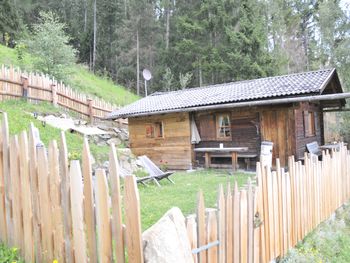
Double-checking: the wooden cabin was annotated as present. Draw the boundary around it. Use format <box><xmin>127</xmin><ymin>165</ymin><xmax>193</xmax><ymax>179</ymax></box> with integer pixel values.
<box><xmin>108</xmin><ymin>68</ymin><xmax>349</xmax><ymax>169</ymax></box>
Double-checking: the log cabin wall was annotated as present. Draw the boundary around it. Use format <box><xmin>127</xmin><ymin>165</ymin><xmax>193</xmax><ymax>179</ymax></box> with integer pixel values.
<box><xmin>194</xmin><ymin>105</ymin><xmax>297</xmax><ymax>167</ymax></box>
<box><xmin>128</xmin><ymin>112</ymin><xmax>192</xmax><ymax>169</ymax></box>
<box><xmin>294</xmin><ymin>102</ymin><xmax>323</xmax><ymax>159</ymax></box>
<box><xmin>194</xmin><ymin>108</ymin><xmax>261</xmax><ymax>167</ymax></box>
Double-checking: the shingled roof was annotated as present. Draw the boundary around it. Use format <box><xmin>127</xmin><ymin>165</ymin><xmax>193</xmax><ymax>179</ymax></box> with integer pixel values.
<box><xmin>108</xmin><ymin>68</ymin><xmax>341</xmax><ymax>119</ymax></box>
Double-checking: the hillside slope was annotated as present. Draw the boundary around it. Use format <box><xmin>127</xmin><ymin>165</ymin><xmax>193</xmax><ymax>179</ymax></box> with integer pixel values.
<box><xmin>0</xmin><ymin>44</ymin><xmax>138</xmax><ymax>106</ymax></box>
<box><xmin>0</xmin><ymin>100</ymin><xmax>109</xmax><ymax>162</ymax></box>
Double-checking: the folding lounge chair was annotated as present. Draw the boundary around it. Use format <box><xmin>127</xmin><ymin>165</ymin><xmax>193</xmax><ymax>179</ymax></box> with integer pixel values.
<box><xmin>137</xmin><ymin>155</ymin><xmax>175</xmax><ymax>187</ymax></box>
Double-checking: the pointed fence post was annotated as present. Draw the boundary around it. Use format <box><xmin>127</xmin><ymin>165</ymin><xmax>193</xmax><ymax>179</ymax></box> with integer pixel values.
<box><xmin>70</xmin><ymin>160</ymin><xmax>88</xmax><ymax>263</ymax></box>
<box><xmin>217</xmin><ymin>185</ymin><xmax>225</xmax><ymax>263</ymax></box>
<box><xmin>21</xmin><ymin>75</ymin><xmax>29</xmax><ymax>100</ymax></box>
<box><xmin>87</xmin><ymin>98</ymin><xmax>94</xmax><ymax>124</ymax></box>
<box><xmin>124</xmin><ymin>175</ymin><xmax>143</xmax><ymax>262</ymax></box>
<box><xmin>82</xmin><ymin>138</ymin><xmax>98</xmax><ymax>263</ymax></box>
<box><xmin>95</xmin><ymin>169</ymin><xmax>113</xmax><ymax>263</ymax></box>
<box><xmin>109</xmin><ymin>144</ymin><xmax>125</xmax><ymax>263</ymax></box>
<box><xmin>0</xmin><ymin>116</ymin><xmax>7</xmax><ymax>243</ymax></box>
<box><xmin>2</xmin><ymin>113</ymin><xmax>12</xmax><ymax>245</ymax></box>
<box><xmin>51</xmin><ymin>83</ymin><xmax>57</xmax><ymax>107</ymax></box>
<box><xmin>197</xmin><ymin>190</ymin><xmax>207</xmax><ymax>263</ymax></box>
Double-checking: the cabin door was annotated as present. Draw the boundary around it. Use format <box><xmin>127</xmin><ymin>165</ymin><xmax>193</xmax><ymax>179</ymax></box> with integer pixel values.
<box><xmin>260</xmin><ymin>109</ymin><xmax>293</xmax><ymax>167</ymax></box>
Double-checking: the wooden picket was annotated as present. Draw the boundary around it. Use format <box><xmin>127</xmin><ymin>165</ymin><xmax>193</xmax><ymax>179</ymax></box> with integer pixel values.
<box><xmin>0</xmin><ymin>114</ymin><xmax>142</xmax><ymax>263</ymax></box>
<box><xmin>0</xmin><ymin>65</ymin><xmax>119</xmax><ymax>121</ymax></box>
<box><xmin>19</xmin><ymin>131</ymin><xmax>34</xmax><ymax>263</ymax></box>
<box><xmin>82</xmin><ymin>139</ymin><xmax>98</xmax><ymax>263</ymax></box>
<box><xmin>186</xmin><ymin>145</ymin><xmax>350</xmax><ymax>263</ymax></box>
<box><xmin>95</xmin><ymin>169</ymin><xmax>113</xmax><ymax>263</ymax></box>
<box><xmin>109</xmin><ymin>144</ymin><xmax>125</xmax><ymax>263</ymax></box>
<box><xmin>70</xmin><ymin>161</ymin><xmax>88</xmax><ymax>263</ymax></box>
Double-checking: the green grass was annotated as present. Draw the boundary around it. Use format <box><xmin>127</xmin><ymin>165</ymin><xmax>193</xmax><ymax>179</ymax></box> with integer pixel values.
<box><xmin>0</xmin><ymin>44</ymin><xmax>139</xmax><ymax>106</ymax></box>
<box><xmin>0</xmin><ymin>243</ymin><xmax>23</xmax><ymax>263</ymax></box>
<box><xmin>139</xmin><ymin>169</ymin><xmax>253</xmax><ymax>230</ymax></box>
<box><xmin>281</xmin><ymin>203</ymin><xmax>350</xmax><ymax>263</ymax></box>
<box><xmin>0</xmin><ymin>99</ymin><xmax>110</xmax><ymax>163</ymax></box>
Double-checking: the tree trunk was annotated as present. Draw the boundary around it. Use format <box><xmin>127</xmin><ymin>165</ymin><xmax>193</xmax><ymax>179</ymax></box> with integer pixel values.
<box><xmin>92</xmin><ymin>0</ymin><xmax>97</xmax><ymax>72</ymax></box>
<box><xmin>165</xmin><ymin>1</ymin><xmax>170</xmax><ymax>50</ymax></box>
<box><xmin>124</xmin><ymin>0</ymin><xmax>128</xmax><ymax>19</ymax></box>
<box><xmin>199</xmin><ymin>60</ymin><xmax>203</xmax><ymax>87</ymax></box>
<box><xmin>84</xmin><ymin>0</ymin><xmax>87</xmax><ymax>32</ymax></box>
<box><xmin>136</xmin><ymin>29</ymin><xmax>140</xmax><ymax>96</ymax></box>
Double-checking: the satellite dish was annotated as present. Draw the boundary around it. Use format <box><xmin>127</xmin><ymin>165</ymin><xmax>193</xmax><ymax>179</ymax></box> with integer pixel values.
<box><xmin>143</xmin><ymin>69</ymin><xmax>152</xmax><ymax>81</ymax></box>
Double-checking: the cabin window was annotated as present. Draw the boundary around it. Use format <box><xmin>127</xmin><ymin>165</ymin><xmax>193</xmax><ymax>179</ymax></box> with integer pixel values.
<box><xmin>303</xmin><ymin>111</ymin><xmax>316</xmax><ymax>137</ymax></box>
<box><xmin>146</xmin><ymin>122</ymin><xmax>164</xmax><ymax>138</ymax></box>
<box><xmin>216</xmin><ymin>114</ymin><xmax>231</xmax><ymax>138</ymax></box>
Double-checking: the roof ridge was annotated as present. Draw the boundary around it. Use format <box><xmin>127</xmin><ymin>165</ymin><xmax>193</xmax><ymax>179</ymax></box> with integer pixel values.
<box><xmin>149</xmin><ymin>68</ymin><xmax>335</xmax><ymax>96</ymax></box>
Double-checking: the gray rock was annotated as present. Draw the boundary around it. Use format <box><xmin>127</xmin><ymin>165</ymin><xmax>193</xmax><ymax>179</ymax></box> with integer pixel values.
<box><xmin>142</xmin><ymin>207</ymin><xmax>194</xmax><ymax>263</ymax></box>
<box><xmin>107</xmin><ymin>137</ymin><xmax>122</xmax><ymax>146</ymax></box>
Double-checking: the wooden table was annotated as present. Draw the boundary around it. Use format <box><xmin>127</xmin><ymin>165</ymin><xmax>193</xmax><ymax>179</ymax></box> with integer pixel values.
<box><xmin>320</xmin><ymin>143</ymin><xmax>347</xmax><ymax>151</ymax></box>
<box><xmin>194</xmin><ymin>147</ymin><xmax>249</xmax><ymax>171</ymax></box>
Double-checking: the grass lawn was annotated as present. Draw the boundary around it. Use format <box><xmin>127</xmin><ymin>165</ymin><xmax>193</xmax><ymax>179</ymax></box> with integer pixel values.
<box><xmin>0</xmin><ymin>100</ymin><xmax>110</xmax><ymax>163</ymax></box>
<box><xmin>0</xmin><ymin>44</ymin><xmax>139</xmax><ymax>106</ymax></box>
<box><xmin>139</xmin><ymin>169</ymin><xmax>254</xmax><ymax>230</ymax></box>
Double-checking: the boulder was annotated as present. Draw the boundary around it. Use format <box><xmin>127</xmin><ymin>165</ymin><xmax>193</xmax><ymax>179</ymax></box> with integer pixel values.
<box><xmin>107</xmin><ymin>137</ymin><xmax>122</xmax><ymax>146</ymax></box>
<box><xmin>142</xmin><ymin>207</ymin><xmax>194</xmax><ymax>263</ymax></box>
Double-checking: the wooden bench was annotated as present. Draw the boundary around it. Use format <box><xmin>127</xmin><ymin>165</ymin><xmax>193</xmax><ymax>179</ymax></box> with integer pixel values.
<box><xmin>209</xmin><ymin>152</ymin><xmax>257</xmax><ymax>170</ymax></box>
<box><xmin>306</xmin><ymin>141</ymin><xmax>322</xmax><ymax>157</ymax></box>
<box><xmin>238</xmin><ymin>153</ymin><xmax>258</xmax><ymax>170</ymax></box>
<box><xmin>194</xmin><ymin>147</ymin><xmax>248</xmax><ymax>171</ymax></box>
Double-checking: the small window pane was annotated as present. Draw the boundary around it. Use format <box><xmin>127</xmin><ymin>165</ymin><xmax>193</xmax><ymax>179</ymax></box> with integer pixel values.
<box><xmin>217</xmin><ymin>114</ymin><xmax>231</xmax><ymax>138</ymax></box>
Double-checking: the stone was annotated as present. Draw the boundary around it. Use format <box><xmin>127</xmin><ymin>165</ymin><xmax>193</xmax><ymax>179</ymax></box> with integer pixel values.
<box><xmin>142</xmin><ymin>207</ymin><xmax>194</xmax><ymax>263</ymax></box>
<box><xmin>107</xmin><ymin>137</ymin><xmax>122</xmax><ymax>146</ymax></box>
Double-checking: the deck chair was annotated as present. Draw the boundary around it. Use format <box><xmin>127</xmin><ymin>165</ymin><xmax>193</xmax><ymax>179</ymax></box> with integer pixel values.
<box><xmin>137</xmin><ymin>155</ymin><xmax>175</xmax><ymax>187</ymax></box>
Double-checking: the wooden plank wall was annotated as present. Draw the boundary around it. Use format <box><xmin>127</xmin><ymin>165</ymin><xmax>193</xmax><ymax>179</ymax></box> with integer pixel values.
<box><xmin>128</xmin><ymin>112</ymin><xmax>192</xmax><ymax>169</ymax></box>
<box><xmin>194</xmin><ymin>106</ymin><xmax>295</xmax><ymax>167</ymax></box>
<box><xmin>0</xmin><ymin>65</ymin><xmax>118</xmax><ymax>120</ymax></box>
<box><xmin>260</xmin><ymin>107</ymin><xmax>295</xmax><ymax>167</ymax></box>
<box><xmin>0</xmin><ymin>113</ymin><xmax>142</xmax><ymax>262</ymax></box>
<box><xmin>187</xmin><ymin>146</ymin><xmax>350</xmax><ymax>263</ymax></box>
<box><xmin>195</xmin><ymin>110</ymin><xmax>260</xmax><ymax>153</ymax></box>
<box><xmin>294</xmin><ymin>102</ymin><xmax>323</xmax><ymax>159</ymax></box>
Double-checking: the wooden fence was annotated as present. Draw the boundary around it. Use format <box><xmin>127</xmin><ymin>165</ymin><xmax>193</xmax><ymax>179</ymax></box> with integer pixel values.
<box><xmin>0</xmin><ymin>65</ymin><xmax>118</xmax><ymax>120</ymax></box>
<box><xmin>186</xmin><ymin>146</ymin><xmax>350</xmax><ymax>263</ymax></box>
<box><xmin>0</xmin><ymin>113</ymin><xmax>142</xmax><ymax>263</ymax></box>
<box><xmin>1</xmin><ymin>110</ymin><xmax>350</xmax><ymax>262</ymax></box>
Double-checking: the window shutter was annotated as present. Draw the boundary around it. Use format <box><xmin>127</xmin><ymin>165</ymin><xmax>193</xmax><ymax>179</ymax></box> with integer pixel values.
<box><xmin>199</xmin><ymin>114</ymin><xmax>216</xmax><ymax>140</ymax></box>
<box><xmin>303</xmin><ymin>111</ymin><xmax>309</xmax><ymax>137</ymax></box>
<box><xmin>314</xmin><ymin>112</ymin><xmax>318</xmax><ymax>133</ymax></box>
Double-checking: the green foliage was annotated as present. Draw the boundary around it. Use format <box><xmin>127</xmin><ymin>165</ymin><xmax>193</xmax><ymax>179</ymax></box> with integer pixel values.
<box><xmin>23</xmin><ymin>11</ymin><xmax>77</xmax><ymax>82</ymax></box>
<box><xmin>0</xmin><ymin>0</ymin><xmax>21</xmax><ymax>46</ymax></box>
<box><xmin>162</xmin><ymin>67</ymin><xmax>173</xmax><ymax>91</ymax></box>
<box><xmin>179</xmin><ymin>72</ymin><xmax>192</xmax><ymax>90</ymax></box>
<box><xmin>0</xmin><ymin>243</ymin><xmax>23</xmax><ymax>263</ymax></box>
